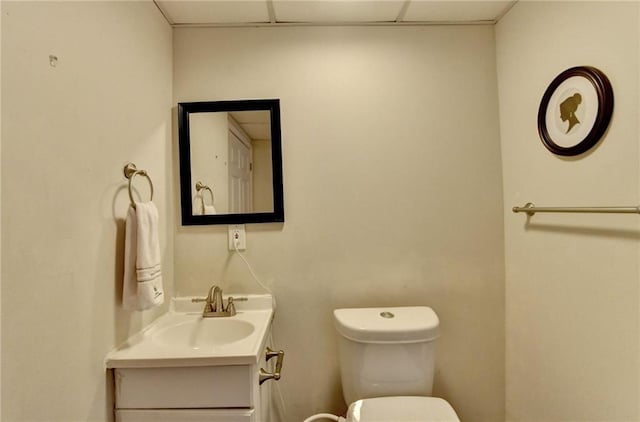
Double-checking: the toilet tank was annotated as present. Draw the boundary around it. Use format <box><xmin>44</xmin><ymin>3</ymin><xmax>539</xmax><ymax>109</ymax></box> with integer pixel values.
<box><xmin>334</xmin><ymin>307</ymin><xmax>440</xmax><ymax>405</ymax></box>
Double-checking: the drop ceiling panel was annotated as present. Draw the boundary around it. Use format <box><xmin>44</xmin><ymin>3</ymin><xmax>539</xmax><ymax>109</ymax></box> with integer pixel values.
<box><xmin>273</xmin><ymin>0</ymin><xmax>406</xmax><ymax>23</ymax></box>
<box><xmin>157</xmin><ymin>1</ymin><xmax>270</xmax><ymax>24</ymax></box>
<box><xmin>156</xmin><ymin>0</ymin><xmax>516</xmax><ymax>26</ymax></box>
<box><xmin>403</xmin><ymin>0</ymin><xmax>514</xmax><ymax>22</ymax></box>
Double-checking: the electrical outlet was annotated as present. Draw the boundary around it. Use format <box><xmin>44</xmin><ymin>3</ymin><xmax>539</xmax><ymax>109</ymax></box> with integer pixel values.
<box><xmin>228</xmin><ymin>224</ymin><xmax>246</xmax><ymax>250</ymax></box>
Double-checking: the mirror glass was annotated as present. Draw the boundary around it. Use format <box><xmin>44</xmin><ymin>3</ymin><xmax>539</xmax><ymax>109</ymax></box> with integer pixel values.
<box><xmin>178</xmin><ymin>99</ymin><xmax>284</xmax><ymax>225</ymax></box>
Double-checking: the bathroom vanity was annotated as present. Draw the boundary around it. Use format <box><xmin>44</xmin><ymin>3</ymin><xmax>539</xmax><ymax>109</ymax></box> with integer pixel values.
<box><xmin>106</xmin><ymin>295</ymin><xmax>280</xmax><ymax>422</ymax></box>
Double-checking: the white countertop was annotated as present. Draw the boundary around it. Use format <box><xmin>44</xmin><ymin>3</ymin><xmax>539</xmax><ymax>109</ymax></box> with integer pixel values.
<box><xmin>106</xmin><ymin>295</ymin><xmax>274</xmax><ymax>368</ymax></box>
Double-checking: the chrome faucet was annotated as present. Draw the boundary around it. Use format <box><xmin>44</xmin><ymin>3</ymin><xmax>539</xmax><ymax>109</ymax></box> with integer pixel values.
<box><xmin>192</xmin><ymin>285</ymin><xmax>237</xmax><ymax>317</ymax></box>
<box><xmin>206</xmin><ymin>285</ymin><xmax>224</xmax><ymax>314</ymax></box>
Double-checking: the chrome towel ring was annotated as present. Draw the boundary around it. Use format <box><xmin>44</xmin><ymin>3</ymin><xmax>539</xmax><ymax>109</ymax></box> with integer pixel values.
<box><xmin>195</xmin><ymin>181</ymin><xmax>214</xmax><ymax>213</ymax></box>
<box><xmin>123</xmin><ymin>163</ymin><xmax>154</xmax><ymax>208</ymax></box>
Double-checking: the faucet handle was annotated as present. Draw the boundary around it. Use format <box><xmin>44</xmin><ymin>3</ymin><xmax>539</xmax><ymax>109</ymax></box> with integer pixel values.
<box><xmin>191</xmin><ymin>297</ymin><xmax>207</xmax><ymax>303</ymax></box>
<box><xmin>225</xmin><ymin>297</ymin><xmax>236</xmax><ymax>316</ymax></box>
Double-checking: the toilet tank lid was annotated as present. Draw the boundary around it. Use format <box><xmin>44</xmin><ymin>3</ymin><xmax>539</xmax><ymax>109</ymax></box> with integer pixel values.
<box><xmin>334</xmin><ymin>306</ymin><xmax>439</xmax><ymax>343</ymax></box>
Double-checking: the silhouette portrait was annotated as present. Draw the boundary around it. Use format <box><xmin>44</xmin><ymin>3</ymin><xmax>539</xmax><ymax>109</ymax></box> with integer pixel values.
<box><xmin>559</xmin><ymin>93</ymin><xmax>582</xmax><ymax>134</ymax></box>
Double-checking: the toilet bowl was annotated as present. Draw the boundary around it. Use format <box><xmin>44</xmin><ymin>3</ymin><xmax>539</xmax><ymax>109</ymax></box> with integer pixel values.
<box><xmin>335</xmin><ymin>306</ymin><xmax>459</xmax><ymax>422</ymax></box>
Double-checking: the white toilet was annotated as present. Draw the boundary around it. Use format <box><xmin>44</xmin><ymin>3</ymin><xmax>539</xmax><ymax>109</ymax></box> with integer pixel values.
<box><xmin>334</xmin><ymin>306</ymin><xmax>460</xmax><ymax>422</ymax></box>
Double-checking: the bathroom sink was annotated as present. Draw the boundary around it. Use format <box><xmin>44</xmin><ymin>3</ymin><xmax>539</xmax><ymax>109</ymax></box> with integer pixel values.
<box><xmin>152</xmin><ymin>317</ymin><xmax>255</xmax><ymax>349</ymax></box>
<box><xmin>105</xmin><ymin>294</ymin><xmax>274</xmax><ymax>368</ymax></box>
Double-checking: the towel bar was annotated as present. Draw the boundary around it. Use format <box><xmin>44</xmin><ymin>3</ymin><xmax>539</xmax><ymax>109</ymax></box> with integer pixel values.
<box><xmin>512</xmin><ymin>202</ymin><xmax>640</xmax><ymax>216</ymax></box>
<box><xmin>124</xmin><ymin>163</ymin><xmax>154</xmax><ymax>208</ymax></box>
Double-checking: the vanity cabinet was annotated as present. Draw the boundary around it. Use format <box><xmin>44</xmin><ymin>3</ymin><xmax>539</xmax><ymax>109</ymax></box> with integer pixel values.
<box><xmin>114</xmin><ymin>353</ymin><xmax>274</xmax><ymax>422</ymax></box>
<box><xmin>116</xmin><ymin>409</ymin><xmax>254</xmax><ymax>422</ymax></box>
<box><xmin>106</xmin><ymin>295</ymin><xmax>279</xmax><ymax>422</ymax></box>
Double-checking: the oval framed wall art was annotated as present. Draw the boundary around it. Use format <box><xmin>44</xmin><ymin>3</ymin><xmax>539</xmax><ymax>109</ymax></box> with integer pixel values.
<box><xmin>537</xmin><ymin>66</ymin><xmax>614</xmax><ymax>156</ymax></box>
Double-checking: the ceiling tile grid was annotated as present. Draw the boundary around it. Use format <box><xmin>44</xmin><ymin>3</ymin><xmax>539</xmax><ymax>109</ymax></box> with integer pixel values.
<box><xmin>156</xmin><ymin>0</ymin><xmax>517</xmax><ymax>26</ymax></box>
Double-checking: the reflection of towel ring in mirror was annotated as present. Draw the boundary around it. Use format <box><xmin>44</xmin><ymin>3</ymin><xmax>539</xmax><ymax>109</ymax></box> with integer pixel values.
<box><xmin>195</xmin><ymin>181</ymin><xmax>215</xmax><ymax>213</ymax></box>
<box><xmin>124</xmin><ymin>163</ymin><xmax>154</xmax><ymax>208</ymax></box>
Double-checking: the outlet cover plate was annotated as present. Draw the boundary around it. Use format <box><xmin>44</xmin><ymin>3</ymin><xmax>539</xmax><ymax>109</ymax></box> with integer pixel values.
<box><xmin>228</xmin><ymin>225</ymin><xmax>246</xmax><ymax>250</ymax></box>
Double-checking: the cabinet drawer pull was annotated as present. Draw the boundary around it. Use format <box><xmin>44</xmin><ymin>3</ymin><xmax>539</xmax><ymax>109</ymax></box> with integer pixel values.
<box><xmin>259</xmin><ymin>347</ymin><xmax>284</xmax><ymax>385</ymax></box>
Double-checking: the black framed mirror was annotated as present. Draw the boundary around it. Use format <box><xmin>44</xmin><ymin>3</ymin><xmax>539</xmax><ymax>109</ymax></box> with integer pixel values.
<box><xmin>178</xmin><ymin>99</ymin><xmax>284</xmax><ymax>225</ymax></box>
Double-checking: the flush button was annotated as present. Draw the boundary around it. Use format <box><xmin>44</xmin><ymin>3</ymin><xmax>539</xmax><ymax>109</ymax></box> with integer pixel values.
<box><xmin>380</xmin><ymin>311</ymin><xmax>394</xmax><ymax>319</ymax></box>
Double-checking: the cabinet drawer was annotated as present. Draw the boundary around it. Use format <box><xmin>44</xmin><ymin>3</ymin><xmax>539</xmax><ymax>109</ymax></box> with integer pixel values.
<box><xmin>115</xmin><ymin>366</ymin><xmax>252</xmax><ymax>409</ymax></box>
<box><xmin>116</xmin><ymin>409</ymin><xmax>254</xmax><ymax>422</ymax></box>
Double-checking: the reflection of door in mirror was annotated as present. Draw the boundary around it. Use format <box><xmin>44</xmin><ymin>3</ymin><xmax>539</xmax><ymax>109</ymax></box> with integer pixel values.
<box><xmin>227</xmin><ymin>111</ymin><xmax>273</xmax><ymax>213</ymax></box>
<box><xmin>228</xmin><ymin>123</ymin><xmax>253</xmax><ymax>213</ymax></box>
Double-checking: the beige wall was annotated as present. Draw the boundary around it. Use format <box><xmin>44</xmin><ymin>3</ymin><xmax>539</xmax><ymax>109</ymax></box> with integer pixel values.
<box><xmin>0</xmin><ymin>1</ymin><xmax>3</xmax><ymax>417</ymax></box>
<box><xmin>1</xmin><ymin>2</ymin><xmax>173</xmax><ymax>421</ymax></box>
<box><xmin>174</xmin><ymin>26</ymin><xmax>505</xmax><ymax>421</ymax></box>
<box><xmin>189</xmin><ymin>112</ymin><xmax>229</xmax><ymax>214</ymax></box>
<box><xmin>496</xmin><ymin>2</ymin><xmax>640</xmax><ymax>421</ymax></box>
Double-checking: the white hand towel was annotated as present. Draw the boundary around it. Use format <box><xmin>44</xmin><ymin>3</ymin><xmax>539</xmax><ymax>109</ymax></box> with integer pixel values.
<box><xmin>193</xmin><ymin>197</ymin><xmax>203</xmax><ymax>215</ymax></box>
<box><xmin>122</xmin><ymin>206</ymin><xmax>138</xmax><ymax>310</ymax></box>
<box><xmin>122</xmin><ymin>202</ymin><xmax>164</xmax><ymax>311</ymax></box>
<box><xmin>194</xmin><ymin>196</ymin><xmax>217</xmax><ymax>215</ymax></box>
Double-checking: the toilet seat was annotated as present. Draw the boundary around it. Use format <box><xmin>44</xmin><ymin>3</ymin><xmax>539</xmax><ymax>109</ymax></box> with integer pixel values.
<box><xmin>345</xmin><ymin>396</ymin><xmax>460</xmax><ymax>422</ymax></box>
